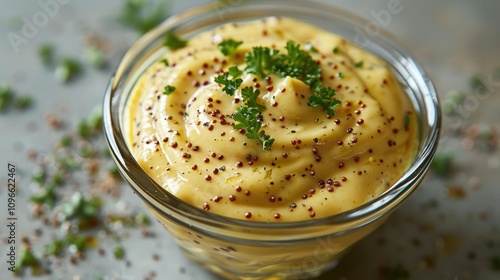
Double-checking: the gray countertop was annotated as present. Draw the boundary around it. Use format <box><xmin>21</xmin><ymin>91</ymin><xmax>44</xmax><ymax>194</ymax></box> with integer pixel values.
<box><xmin>1</xmin><ymin>0</ymin><xmax>499</xmax><ymax>279</ymax></box>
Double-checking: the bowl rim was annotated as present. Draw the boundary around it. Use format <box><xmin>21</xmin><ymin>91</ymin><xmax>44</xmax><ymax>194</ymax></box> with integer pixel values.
<box><xmin>103</xmin><ymin>0</ymin><xmax>441</xmax><ymax>231</ymax></box>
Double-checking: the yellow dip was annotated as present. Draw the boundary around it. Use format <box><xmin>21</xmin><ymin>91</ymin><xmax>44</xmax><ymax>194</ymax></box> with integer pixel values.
<box><xmin>125</xmin><ymin>17</ymin><xmax>417</xmax><ymax>222</ymax></box>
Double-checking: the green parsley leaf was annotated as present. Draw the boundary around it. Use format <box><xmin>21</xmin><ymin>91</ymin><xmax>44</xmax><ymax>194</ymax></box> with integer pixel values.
<box><xmin>0</xmin><ymin>83</ymin><xmax>13</xmax><ymax>112</ymax></box>
<box><xmin>333</xmin><ymin>46</ymin><xmax>340</xmax><ymax>54</ymax></box>
<box><xmin>118</xmin><ymin>0</ymin><xmax>168</xmax><ymax>35</ymax></box>
<box><xmin>55</xmin><ymin>58</ymin><xmax>81</xmax><ymax>83</ymax></box>
<box><xmin>163</xmin><ymin>31</ymin><xmax>187</xmax><ymax>50</ymax></box>
<box><xmin>354</xmin><ymin>61</ymin><xmax>364</xmax><ymax>68</ymax></box>
<box><xmin>16</xmin><ymin>247</ymin><xmax>41</xmax><ymax>274</ymax></box>
<box><xmin>217</xmin><ymin>38</ymin><xmax>243</xmax><ymax>56</ymax></box>
<box><xmin>44</xmin><ymin>239</ymin><xmax>64</xmax><ymax>256</ymax></box>
<box><xmin>273</xmin><ymin>41</ymin><xmax>322</xmax><ymax>87</ymax></box>
<box><xmin>308</xmin><ymin>87</ymin><xmax>342</xmax><ymax>116</ymax></box>
<box><xmin>60</xmin><ymin>192</ymin><xmax>102</xmax><ymax>221</ymax></box>
<box><xmin>163</xmin><ymin>85</ymin><xmax>176</xmax><ymax>95</ymax></box>
<box><xmin>85</xmin><ymin>47</ymin><xmax>107</xmax><ymax>69</ymax></box>
<box><xmin>114</xmin><ymin>245</ymin><xmax>125</xmax><ymax>260</ymax></box>
<box><xmin>214</xmin><ymin>73</ymin><xmax>243</xmax><ymax>96</ymax></box>
<box><xmin>160</xmin><ymin>58</ymin><xmax>169</xmax><ymax>66</ymax></box>
<box><xmin>430</xmin><ymin>152</ymin><xmax>453</xmax><ymax>176</ymax></box>
<box><xmin>13</xmin><ymin>95</ymin><xmax>33</xmax><ymax>110</ymax></box>
<box><xmin>228</xmin><ymin>66</ymin><xmax>243</xmax><ymax>78</ymax></box>
<box><xmin>38</xmin><ymin>44</ymin><xmax>55</xmax><ymax>67</ymax></box>
<box><xmin>244</xmin><ymin>46</ymin><xmax>279</xmax><ymax>78</ymax></box>
<box><xmin>232</xmin><ymin>86</ymin><xmax>274</xmax><ymax>150</ymax></box>
<box><xmin>30</xmin><ymin>186</ymin><xmax>57</xmax><ymax>208</ymax></box>
<box><xmin>77</xmin><ymin>110</ymin><xmax>103</xmax><ymax>139</ymax></box>
<box><xmin>240</xmin><ymin>87</ymin><xmax>265</xmax><ymax>112</ymax></box>
<box><xmin>338</xmin><ymin>72</ymin><xmax>344</xmax><ymax>79</ymax></box>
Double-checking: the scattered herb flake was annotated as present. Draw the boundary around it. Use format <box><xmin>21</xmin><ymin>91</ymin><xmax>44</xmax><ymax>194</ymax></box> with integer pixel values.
<box><xmin>38</xmin><ymin>44</ymin><xmax>55</xmax><ymax>67</ymax></box>
<box><xmin>60</xmin><ymin>192</ymin><xmax>102</xmax><ymax>222</ymax></box>
<box><xmin>333</xmin><ymin>46</ymin><xmax>340</xmax><ymax>54</ymax></box>
<box><xmin>163</xmin><ymin>85</ymin><xmax>176</xmax><ymax>95</ymax></box>
<box><xmin>0</xmin><ymin>83</ymin><xmax>13</xmax><ymax>112</ymax></box>
<box><xmin>55</xmin><ymin>58</ymin><xmax>81</xmax><ymax>83</ymax></box>
<box><xmin>217</xmin><ymin>38</ymin><xmax>243</xmax><ymax>56</ymax></box>
<box><xmin>13</xmin><ymin>95</ymin><xmax>33</xmax><ymax>110</ymax></box>
<box><xmin>355</xmin><ymin>61</ymin><xmax>364</xmax><ymax>68</ymax></box>
<box><xmin>160</xmin><ymin>58</ymin><xmax>169</xmax><ymax>66</ymax></box>
<box><xmin>118</xmin><ymin>0</ymin><xmax>168</xmax><ymax>35</ymax></box>
<box><xmin>85</xmin><ymin>47</ymin><xmax>107</xmax><ymax>69</ymax></box>
<box><xmin>114</xmin><ymin>245</ymin><xmax>125</xmax><ymax>260</ymax></box>
<box><xmin>30</xmin><ymin>186</ymin><xmax>57</xmax><ymax>208</ymax></box>
<box><xmin>430</xmin><ymin>152</ymin><xmax>454</xmax><ymax>176</ymax></box>
<box><xmin>163</xmin><ymin>31</ymin><xmax>187</xmax><ymax>50</ymax></box>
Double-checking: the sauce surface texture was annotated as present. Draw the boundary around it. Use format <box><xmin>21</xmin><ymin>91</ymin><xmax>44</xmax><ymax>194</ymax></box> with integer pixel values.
<box><xmin>125</xmin><ymin>17</ymin><xmax>417</xmax><ymax>222</ymax></box>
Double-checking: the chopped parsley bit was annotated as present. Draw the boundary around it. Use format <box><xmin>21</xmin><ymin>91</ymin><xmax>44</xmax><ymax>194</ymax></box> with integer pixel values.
<box><xmin>13</xmin><ymin>95</ymin><xmax>33</xmax><ymax>110</ymax></box>
<box><xmin>233</xmin><ymin>87</ymin><xmax>274</xmax><ymax>150</ymax></box>
<box><xmin>16</xmin><ymin>247</ymin><xmax>42</xmax><ymax>275</ymax></box>
<box><xmin>228</xmin><ymin>66</ymin><xmax>243</xmax><ymax>78</ymax></box>
<box><xmin>338</xmin><ymin>72</ymin><xmax>344</xmax><ymax>79</ymax></box>
<box><xmin>217</xmin><ymin>38</ymin><xmax>243</xmax><ymax>56</ymax></box>
<box><xmin>108</xmin><ymin>166</ymin><xmax>122</xmax><ymax>179</ymax></box>
<box><xmin>118</xmin><ymin>0</ymin><xmax>168</xmax><ymax>35</ymax></box>
<box><xmin>114</xmin><ymin>244</ymin><xmax>125</xmax><ymax>260</ymax></box>
<box><xmin>354</xmin><ymin>61</ymin><xmax>364</xmax><ymax>68</ymax></box>
<box><xmin>214</xmin><ymin>73</ymin><xmax>243</xmax><ymax>96</ymax></box>
<box><xmin>163</xmin><ymin>31</ymin><xmax>187</xmax><ymax>50</ymax></box>
<box><xmin>470</xmin><ymin>75</ymin><xmax>485</xmax><ymax>91</ymax></box>
<box><xmin>30</xmin><ymin>186</ymin><xmax>57</xmax><ymax>208</ymax></box>
<box><xmin>59</xmin><ymin>192</ymin><xmax>102</xmax><ymax>222</ymax></box>
<box><xmin>106</xmin><ymin>212</ymin><xmax>150</xmax><ymax>227</ymax></box>
<box><xmin>65</xmin><ymin>234</ymin><xmax>87</xmax><ymax>252</ymax></box>
<box><xmin>85</xmin><ymin>47</ymin><xmax>107</xmax><ymax>69</ymax></box>
<box><xmin>38</xmin><ymin>43</ymin><xmax>55</xmax><ymax>67</ymax></box>
<box><xmin>32</xmin><ymin>168</ymin><xmax>46</xmax><ymax>185</ymax></box>
<box><xmin>163</xmin><ymin>85</ymin><xmax>176</xmax><ymax>95</ymax></box>
<box><xmin>78</xmin><ymin>110</ymin><xmax>103</xmax><ymax>139</ymax></box>
<box><xmin>55</xmin><ymin>58</ymin><xmax>81</xmax><ymax>83</ymax></box>
<box><xmin>333</xmin><ymin>46</ymin><xmax>340</xmax><ymax>54</ymax></box>
<box><xmin>58</xmin><ymin>156</ymin><xmax>81</xmax><ymax>170</ymax></box>
<box><xmin>404</xmin><ymin>115</ymin><xmax>411</xmax><ymax>128</ymax></box>
<box><xmin>0</xmin><ymin>83</ymin><xmax>13</xmax><ymax>112</ymax></box>
<box><xmin>442</xmin><ymin>90</ymin><xmax>465</xmax><ymax>115</ymax></box>
<box><xmin>160</xmin><ymin>58</ymin><xmax>169</xmax><ymax>66</ymax></box>
<box><xmin>44</xmin><ymin>239</ymin><xmax>64</xmax><ymax>256</ymax></box>
<box><xmin>60</xmin><ymin>135</ymin><xmax>72</xmax><ymax>147</ymax></box>
<box><xmin>305</xmin><ymin>42</ymin><xmax>319</xmax><ymax>53</ymax></box>
<box><xmin>430</xmin><ymin>152</ymin><xmax>453</xmax><ymax>176</ymax></box>
<box><xmin>308</xmin><ymin>87</ymin><xmax>342</xmax><ymax>116</ymax></box>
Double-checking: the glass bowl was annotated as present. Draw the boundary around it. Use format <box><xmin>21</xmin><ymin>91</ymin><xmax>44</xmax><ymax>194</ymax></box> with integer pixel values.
<box><xmin>103</xmin><ymin>0</ymin><xmax>441</xmax><ymax>279</ymax></box>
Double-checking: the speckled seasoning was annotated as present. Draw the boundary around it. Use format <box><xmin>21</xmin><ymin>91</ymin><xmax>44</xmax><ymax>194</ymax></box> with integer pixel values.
<box><xmin>125</xmin><ymin>17</ymin><xmax>418</xmax><ymax>222</ymax></box>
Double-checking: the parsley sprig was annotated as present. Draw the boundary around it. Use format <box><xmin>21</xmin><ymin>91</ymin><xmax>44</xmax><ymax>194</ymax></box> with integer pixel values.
<box><xmin>244</xmin><ymin>41</ymin><xmax>340</xmax><ymax>115</ymax></box>
<box><xmin>233</xmin><ymin>87</ymin><xmax>274</xmax><ymax>150</ymax></box>
<box><xmin>308</xmin><ymin>87</ymin><xmax>342</xmax><ymax>116</ymax></box>
<box><xmin>214</xmin><ymin>72</ymin><xmax>243</xmax><ymax>96</ymax></box>
<box><xmin>218</xmin><ymin>38</ymin><xmax>243</xmax><ymax>56</ymax></box>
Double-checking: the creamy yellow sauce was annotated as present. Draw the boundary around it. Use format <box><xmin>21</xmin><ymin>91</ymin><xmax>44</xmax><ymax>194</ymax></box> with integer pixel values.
<box><xmin>125</xmin><ymin>17</ymin><xmax>417</xmax><ymax>222</ymax></box>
